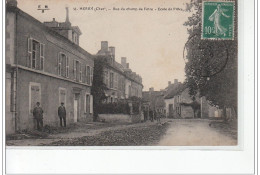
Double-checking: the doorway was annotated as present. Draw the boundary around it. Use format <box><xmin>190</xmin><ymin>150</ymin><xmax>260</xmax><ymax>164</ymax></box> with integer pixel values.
<box><xmin>74</xmin><ymin>93</ymin><xmax>80</xmax><ymax>123</ymax></box>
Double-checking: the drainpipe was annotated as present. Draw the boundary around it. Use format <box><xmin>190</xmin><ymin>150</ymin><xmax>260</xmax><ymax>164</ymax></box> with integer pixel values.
<box><xmin>14</xmin><ymin>11</ymin><xmax>18</xmax><ymax>132</ymax></box>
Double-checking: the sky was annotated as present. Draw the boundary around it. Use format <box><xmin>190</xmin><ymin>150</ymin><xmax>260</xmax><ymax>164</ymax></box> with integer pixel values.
<box><xmin>17</xmin><ymin>0</ymin><xmax>192</xmax><ymax>91</ymax></box>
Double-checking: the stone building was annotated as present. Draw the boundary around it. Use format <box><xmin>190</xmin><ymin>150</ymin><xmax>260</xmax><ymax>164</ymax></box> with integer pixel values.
<box><xmin>96</xmin><ymin>41</ymin><xmax>143</xmax><ymax>102</ymax></box>
<box><xmin>6</xmin><ymin>1</ymin><xmax>94</xmax><ymax>134</ymax></box>
<box><xmin>142</xmin><ymin>87</ymin><xmax>166</xmax><ymax>119</ymax></box>
<box><xmin>164</xmin><ymin>79</ymin><xmax>222</xmax><ymax>118</ymax></box>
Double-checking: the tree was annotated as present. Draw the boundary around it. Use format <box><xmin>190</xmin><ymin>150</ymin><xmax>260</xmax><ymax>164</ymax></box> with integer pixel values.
<box><xmin>91</xmin><ymin>56</ymin><xmax>108</xmax><ymax>121</ymax></box>
<box><xmin>183</xmin><ymin>0</ymin><xmax>238</xmax><ymax>119</ymax></box>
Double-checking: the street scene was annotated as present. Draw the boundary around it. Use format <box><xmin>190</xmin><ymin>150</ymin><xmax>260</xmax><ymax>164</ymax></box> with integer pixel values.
<box><xmin>5</xmin><ymin>0</ymin><xmax>237</xmax><ymax>146</ymax></box>
<box><xmin>6</xmin><ymin>119</ymin><xmax>237</xmax><ymax>146</ymax></box>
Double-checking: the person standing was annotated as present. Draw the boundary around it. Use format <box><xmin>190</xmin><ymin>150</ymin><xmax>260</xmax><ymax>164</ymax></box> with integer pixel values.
<box><xmin>33</xmin><ymin>102</ymin><xmax>44</xmax><ymax>131</ymax></box>
<box><xmin>58</xmin><ymin>102</ymin><xmax>66</xmax><ymax>127</ymax></box>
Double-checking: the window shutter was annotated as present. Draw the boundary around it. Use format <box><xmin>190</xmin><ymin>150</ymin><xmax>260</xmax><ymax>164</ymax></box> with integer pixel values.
<box><xmin>79</xmin><ymin>63</ymin><xmax>82</xmax><ymax>82</ymax></box>
<box><xmin>85</xmin><ymin>65</ymin><xmax>88</xmax><ymax>83</ymax></box>
<box><xmin>73</xmin><ymin>60</ymin><xmax>76</xmax><ymax>80</ymax></box>
<box><xmin>84</xmin><ymin>94</ymin><xmax>87</xmax><ymax>113</ymax></box>
<box><xmin>27</xmin><ymin>38</ymin><xmax>32</xmax><ymax>68</ymax></box>
<box><xmin>58</xmin><ymin>53</ymin><xmax>61</xmax><ymax>76</ymax></box>
<box><xmin>40</xmin><ymin>43</ymin><xmax>44</xmax><ymax>70</ymax></box>
<box><xmin>90</xmin><ymin>95</ymin><xmax>93</xmax><ymax>114</ymax></box>
<box><xmin>66</xmin><ymin>56</ymin><xmax>69</xmax><ymax>78</ymax></box>
<box><xmin>90</xmin><ymin>67</ymin><xmax>93</xmax><ymax>86</ymax></box>
<box><xmin>114</xmin><ymin>73</ymin><xmax>117</xmax><ymax>89</ymax></box>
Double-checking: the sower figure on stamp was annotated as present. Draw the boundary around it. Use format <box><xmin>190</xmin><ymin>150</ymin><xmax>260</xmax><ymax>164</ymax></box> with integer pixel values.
<box><xmin>33</xmin><ymin>102</ymin><xmax>44</xmax><ymax>131</ymax></box>
<box><xmin>58</xmin><ymin>102</ymin><xmax>66</xmax><ymax>127</ymax></box>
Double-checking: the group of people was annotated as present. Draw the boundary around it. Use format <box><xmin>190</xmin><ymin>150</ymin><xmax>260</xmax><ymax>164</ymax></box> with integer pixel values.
<box><xmin>143</xmin><ymin>110</ymin><xmax>163</xmax><ymax>123</ymax></box>
<box><xmin>32</xmin><ymin>102</ymin><xmax>67</xmax><ymax>131</ymax></box>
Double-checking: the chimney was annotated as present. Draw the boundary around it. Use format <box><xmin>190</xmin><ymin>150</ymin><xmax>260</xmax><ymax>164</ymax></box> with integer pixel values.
<box><xmin>65</xmin><ymin>7</ymin><xmax>70</xmax><ymax>23</ymax></box>
<box><xmin>121</xmin><ymin>57</ymin><xmax>127</xmax><ymax>68</ymax></box>
<box><xmin>149</xmin><ymin>87</ymin><xmax>154</xmax><ymax>92</ymax></box>
<box><xmin>174</xmin><ymin>79</ymin><xmax>178</xmax><ymax>84</ymax></box>
<box><xmin>168</xmin><ymin>81</ymin><xmax>171</xmax><ymax>86</ymax></box>
<box><xmin>53</xmin><ymin>18</ymin><xmax>56</xmax><ymax>21</ymax></box>
<box><xmin>109</xmin><ymin>47</ymin><xmax>115</xmax><ymax>59</ymax></box>
<box><xmin>6</xmin><ymin>0</ymin><xmax>17</xmax><ymax>7</ymax></box>
<box><xmin>126</xmin><ymin>63</ymin><xmax>129</xmax><ymax>69</ymax></box>
<box><xmin>101</xmin><ymin>41</ymin><xmax>108</xmax><ymax>51</ymax></box>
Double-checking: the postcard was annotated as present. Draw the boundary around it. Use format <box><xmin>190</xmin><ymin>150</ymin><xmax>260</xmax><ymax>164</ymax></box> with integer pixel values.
<box><xmin>5</xmin><ymin>0</ymin><xmax>238</xmax><ymax>147</ymax></box>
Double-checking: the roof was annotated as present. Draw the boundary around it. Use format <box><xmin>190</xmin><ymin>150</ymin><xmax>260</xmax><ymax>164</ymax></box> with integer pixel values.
<box><xmin>7</xmin><ymin>6</ymin><xmax>93</xmax><ymax>60</ymax></box>
<box><xmin>72</xmin><ymin>26</ymin><xmax>82</xmax><ymax>35</ymax></box>
<box><xmin>114</xmin><ymin>61</ymin><xmax>125</xmax><ymax>72</ymax></box>
<box><xmin>164</xmin><ymin>83</ymin><xmax>186</xmax><ymax>99</ymax></box>
<box><xmin>142</xmin><ymin>90</ymin><xmax>165</xmax><ymax>108</ymax></box>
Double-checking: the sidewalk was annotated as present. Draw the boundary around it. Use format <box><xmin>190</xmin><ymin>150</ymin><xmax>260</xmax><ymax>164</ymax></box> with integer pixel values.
<box><xmin>6</xmin><ymin>119</ymin><xmax>169</xmax><ymax>146</ymax></box>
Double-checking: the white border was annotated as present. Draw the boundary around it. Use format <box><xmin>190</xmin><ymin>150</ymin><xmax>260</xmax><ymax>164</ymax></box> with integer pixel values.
<box><xmin>3</xmin><ymin>0</ymin><xmax>256</xmax><ymax>174</ymax></box>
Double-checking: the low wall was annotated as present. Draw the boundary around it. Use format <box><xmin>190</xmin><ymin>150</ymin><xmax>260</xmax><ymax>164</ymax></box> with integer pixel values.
<box><xmin>99</xmin><ymin>114</ymin><xmax>132</xmax><ymax>123</ymax></box>
<box><xmin>98</xmin><ymin>114</ymin><xmax>142</xmax><ymax>123</ymax></box>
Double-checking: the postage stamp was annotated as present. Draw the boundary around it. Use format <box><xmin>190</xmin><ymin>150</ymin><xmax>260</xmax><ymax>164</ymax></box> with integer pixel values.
<box><xmin>202</xmin><ymin>1</ymin><xmax>235</xmax><ymax>40</ymax></box>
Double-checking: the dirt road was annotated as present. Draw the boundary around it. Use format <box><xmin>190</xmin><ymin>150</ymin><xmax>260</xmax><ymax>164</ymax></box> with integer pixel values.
<box><xmin>158</xmin><ymin>119</ymin><xmax>237</xmax><ymax>146</ymax></box>
<box><xmin>6</xmin><ymin>119</ymin><xmax>237</xmax><ymax>146</ymax></box>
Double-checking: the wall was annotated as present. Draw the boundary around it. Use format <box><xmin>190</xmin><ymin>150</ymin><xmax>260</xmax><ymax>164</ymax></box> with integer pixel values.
<box><xmin>99</xmin><ymin>114</ymin><xmax>131</xmax><ymax>123</ymax></box>
<box><xmin>16</xmin><ymin>14</ymin><xmax>94</xmax><ymax>80</ymax></box>
<box><xmin>16</xmin><ymin>69</ymin><xmax>92</xmax><ymax>131</ymax></box>
<box><xmin>6</xmin><ymin>11</ymin><xmax>16</xmax><ymax>134</ymax></box>
<box><xmin>181</xmin><ymin>106</ymin><xmax>194</xmax><ymax>118</ymax></box>
<box><xmin>6</xmin><ymin>12</ymin><xmax>15</xmax><ymax>65</ymax></box>
<box><xmin>164</xmin><ymin>98</ymin><xmax>174</xmax><ymax>118</ymax></box>
<box><xmin>6</xmin><ymin>72</ymin><xmax>16</xmax><ymax>134</ymax></box>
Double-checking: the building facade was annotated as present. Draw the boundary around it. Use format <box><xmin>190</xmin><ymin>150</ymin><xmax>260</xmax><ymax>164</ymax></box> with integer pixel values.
<box><xmin>6</xmin><ymin>1</ymin><xmax>94</xmax><ymax>134</ymax></box>
<box><xmin>96</xmin><ymin>41</ymin><xmax>143</xmax><ymax>102</ymax></box>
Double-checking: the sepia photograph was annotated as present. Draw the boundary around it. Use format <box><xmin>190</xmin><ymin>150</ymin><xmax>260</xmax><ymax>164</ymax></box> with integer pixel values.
<box><xmin>5</xmin><ymin>0</ymin><xmax>238</xmax><ymax>147</ymax></box>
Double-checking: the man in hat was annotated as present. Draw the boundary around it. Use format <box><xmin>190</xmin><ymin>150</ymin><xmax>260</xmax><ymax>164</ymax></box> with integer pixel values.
<box><xmin>33</xmin><ymin>102</ymin><xmax>44</xmax><ymax>131</ymax></box>
<box><xmin>58</xmin><ymin>102</ymin><xmax>66</xmax><ymax>127</ymax></box>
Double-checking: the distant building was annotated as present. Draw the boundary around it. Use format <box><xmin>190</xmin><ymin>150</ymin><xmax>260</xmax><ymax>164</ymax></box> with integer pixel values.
<box><xmin>164</xmin><ymin>79</ymin><xmax>222</xmax><ymax>118</ymax></box>
<box><xmin>6</xmin><ymin>1</ymin><xmax>94</xmax><ymax>133</ymax></box>
<box><xmin>96</xmin><ymin>41</ymin><xmax>143</xmax><ymax>102</ymax></box>
<box><xmin>142</xmin><ymin>87</ymin><xmax>166</xmax><ymax>118</ymax></box>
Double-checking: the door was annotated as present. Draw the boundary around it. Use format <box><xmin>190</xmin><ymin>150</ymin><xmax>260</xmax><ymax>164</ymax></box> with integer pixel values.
<box><xmin>74</xmin><ymin>99</ymin><xmax>78</xmax><ymax>123</ymax></box>
<box><xmin>169</xmin><ymin>104</ymin><xmax>174</xmax><ymax>118</ymax></box>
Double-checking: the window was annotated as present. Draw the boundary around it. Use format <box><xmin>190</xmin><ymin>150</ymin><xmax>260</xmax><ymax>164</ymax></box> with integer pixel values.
<box><xmin>73</xmin><ymin>60</ymin><xmax>81</xmax><ymax>82</ymax></box>
<box><xmin>86</xmin><ymin>65</ymin><xmax>90</xmax><ymax>85</ymax></box>
<box><xmin>58</xmin><ymin>53</ymin><xmax>69</xmax><ymax>78</ymax></box>
<box><xmin>84</xmin><ymin>94</ymin><xmax>93</xmax><ymax>114</ymax></box>
<box><xmin>104</xmin><ymin>70</ymin><xmax>109</xmax><ymax>86</ymax></box>
<box><xmin>27</xmin><ymin>38</ymin><xmax>44</xmax><ymax>70</ymax></box>
<box><xmin>85</xmin><ymin>94</ymin><xmax>90</xmax><ymax>113</ymax></box>
<box><xmin>110</xmin><ymin>72</ymin><xmax>114</xmax><ymax>88</ymax></box>
<box><xmin>32</xmin><ymin>40</ymin><xmax>38</xmax><ymax>69</ymax></box>
<box><xmin>114</xmin><ymin>73</ymin><xmax>118</xmax><ymax>89</ymax></box>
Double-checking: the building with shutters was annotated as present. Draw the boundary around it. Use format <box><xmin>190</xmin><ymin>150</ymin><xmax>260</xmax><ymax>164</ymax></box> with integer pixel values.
<box><xmin>6</xmin><ymin>0</ymin><xmax>94</xmax><ymax>134</ymax></box>
<box><xmin>96</xmin><ymin>41</ymin><xmax>143</xmax><ymax>102</ymax></box>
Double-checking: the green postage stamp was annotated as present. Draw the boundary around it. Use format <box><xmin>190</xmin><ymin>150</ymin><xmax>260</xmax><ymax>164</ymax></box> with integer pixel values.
<box><xmin>202</xmin><ymin>1</ymin><xmax>235</xmax><ymax>40</ymax></box>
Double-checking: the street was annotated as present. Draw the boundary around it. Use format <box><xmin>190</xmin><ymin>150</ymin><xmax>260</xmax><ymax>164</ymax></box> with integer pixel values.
<box><xmin>159</xmin><ymin>119</ymin><xmax>237</xmax><ymax>146</ymax></box>
<box><xmin>6</xmin><ymin>119</ymin><xmax>237</xmax><ymax>146</ymax></box>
